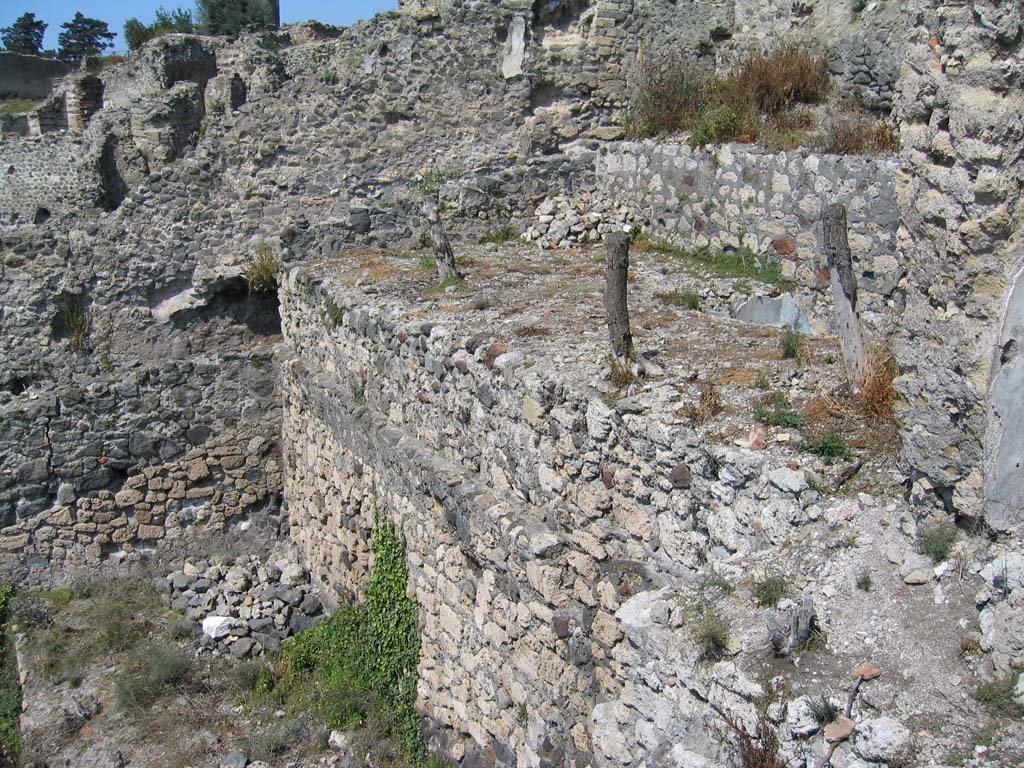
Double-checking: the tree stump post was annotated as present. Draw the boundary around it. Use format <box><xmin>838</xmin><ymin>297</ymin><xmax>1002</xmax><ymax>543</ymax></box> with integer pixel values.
<box><xmin>604</xmin><ymin>232</ymin><xmax>633</xmax><ymax>363</ymax></box>
<box><xmin>424</xmin><ymin>198</ymin><xmax>460</xmax><ymax>281</ymax></box>
<box><xmin>822</xmin><ymin>203</ymin><xmax>869</xmax><ymax>389</ymax></box>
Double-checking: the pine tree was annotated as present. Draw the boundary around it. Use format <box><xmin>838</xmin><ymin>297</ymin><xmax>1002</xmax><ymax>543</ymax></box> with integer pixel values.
<box><xmin>57</xmin><ymin>12</ymin><xmax>115</xmax><ymax>62</ymax></box>
<box><xmin>1</xmin><ymin>12</ymin><xmax>47</xmax><ymax>55</ymax></box>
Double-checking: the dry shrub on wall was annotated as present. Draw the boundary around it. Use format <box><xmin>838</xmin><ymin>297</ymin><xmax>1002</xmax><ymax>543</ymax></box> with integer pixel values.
<box><xmin>716</xmin><ymin>44</ymin><xmax>831</xmax><ymax>115</ymax></box>
<box><xmin>824</xmin><ymin>111</ymin><xmax>900</xmax><ymax>155</ymax></box>
<box><xmin>627</xmin><ymin>44</ymin><xmax>831</xmax><ymax>146</ymax></box>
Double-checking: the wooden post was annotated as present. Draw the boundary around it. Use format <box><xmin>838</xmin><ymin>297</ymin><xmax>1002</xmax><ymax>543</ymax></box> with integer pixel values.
<box><xmin>822</xmin><ymin>203</ymin><xmax>869</xmax><ymax>389</ymax></box>
<box><xmin>604</xmin><ymin>232</ymin><xmax>633</xmax><ymax>363</ymax></box>
<box><xmin>423</xmin><ymin>199</ymin><xmax>460</xmax><ymax>281</ymax></box>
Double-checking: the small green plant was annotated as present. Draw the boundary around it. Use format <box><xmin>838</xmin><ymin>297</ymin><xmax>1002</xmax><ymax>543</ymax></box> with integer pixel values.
<box><xmin>418</xmin><ymin>255</ymin><xmax>437</xmax><ymax>270</ymax></box>
<box><xmin>323</xmin><ymin>296</ymin><xmax>345</xmax><ymax>329</ymax></box>
<box><xmin>752</xmin><ymin>576</ymin><xmax>789</xmax><ymax>608</ymax></box>
<box><xmin>245</xmin><ymin>244</ymin><xmax>279</xmax><ymax>293</ymax></box>
<box><xmin>517</xmin><ymin>702</ymin><xmax>528</xmax><ymax>726</ymax></box>
<box><xmin>693</xmin><ymin>610</ymin><xmax>731</xmax><ymax>660</ymax></box>
<box><xmin>680</xmin><ymin>290</ymin><xmax>701</xmax><ymax>310</ymax></box>
<box><xmin>780</xmin><ymin>325</ymin><xmax>802</xmax><ymax>359</ymax></box>
<box><xmin>656</xmin><ymin>288</ymin><xmax>701</xmax><ymax>310</ymax></box>
<box><xmin>114</xmin><ymin>644</ymin><xmax>190</xmax><ymax>712</ymax></box>
<box><xmin>808</xmin><ymin>696</ymin><xmax>839</xmax><ymax>726</ymax></box>
<box><xmin>918</xmin><ymin>524</ymin><xmax>958</xmax><ymax>564</ymax></box>
<box><xmin>478</xmin><ymin>225</ymin><xmax>518</xmax><ymax>244</ymax></box>
<box><xmin>414</xmin><ymin>168</ymin><xmax>456</xmax><ymax>197</ymax></box>
<box><xmin>973</xmin><ymin>677</ymin><xmax>1024</xmax><ymax>719</ymax></box>
<box><xmin>321</xmin><ymin>69</ymin><xmax>338</xmax><ymax>85</ymax></box>
<box><xmin>799</xmin><ymin>431</ymin><xmax>854</xmax><ymax>463</ymax></box>
<box><xmin>425</xmin><ymin>276</ymin><xmax>464</xmax><ymax>294</ymax></box>
<box><xmin>755</xmin><ymin>392</ymin><xmax>806</xmax><ymax>428</ymax></box>
<box><xmin>59</xmin><ymin>296</ymin><xmax>92</xmax><ymax>350</ymax></box>
<box><xmin>650</xmin><ymin>241</ymin><xmax>793</xmax><ymax>290</ymax></box>
<box><xmin>40</xmin><ymin>588</ymin><xmax>77</xmax><ymax>610</ymax></box>
<box><xmin>855</xmin><ymin>569</ymin><xmax>873</xmax><ymax>592</ymax></box>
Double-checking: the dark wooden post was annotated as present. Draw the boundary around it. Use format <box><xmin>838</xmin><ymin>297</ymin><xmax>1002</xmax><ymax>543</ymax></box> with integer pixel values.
<box><xmin>604</xmin><ymin>232</ymin><xmax>633</xmax><ymax>363</ymax></box>
<box><xmin>424</xmin><ymin>199</ymin><xmax>460</xmax><ymax>281</ymax></box>
<box><xmin>822</xmin><ymin>203</ymin><xmax>868</xmax><ymax>389</ymax></box>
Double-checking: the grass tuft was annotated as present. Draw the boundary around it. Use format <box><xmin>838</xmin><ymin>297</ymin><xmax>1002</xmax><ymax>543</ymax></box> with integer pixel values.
<box><xmin>478</xmin><ymin>225</ymin><xmax>518</xmax><ymax>244</ymax></box>
<box><xmin>693</xmin><ymin>610</ymin><xmax>731</xmax><ymax>661</ymax></box>
<box><xmin>974</xmin><ymin>677</ymin><xmax>1024</xmax><ymax>720</ymax></box>
<box><xmin>755</xmin><ymin>392</ymin><xmax>805</xmax><ymax>428</ymax></box>
<box><xmin>114</xmin><ymin>644</ymin><xmax>191</xmax><ymax>712</ymax></box>
<box><xmin>780</xmin><ymin>326</ymin><xmax>802</xmax><ymax>359</ymax></box>
<box><xmin>799</xmin><ymin>431</ymin><xmax>854</xmax><ymax>463</ymax></box>
<box><xmin>808</xmin><ymin>696</ymin><xmax>839</xmax><ymax>726</ymax></box>
<box><xmin>918</xmin><ymin>524</ymin><xmax>958</xmax><ymax>564</ymax></box>
<box><xmin>752</xmin><ymin>576</ymin><xmax>789</xmax><ymax>608</ymax></box>
<box><xmin>245</xmin><ymin>244</ymin><xmax>279</xmax><ymax>293</ymax></box>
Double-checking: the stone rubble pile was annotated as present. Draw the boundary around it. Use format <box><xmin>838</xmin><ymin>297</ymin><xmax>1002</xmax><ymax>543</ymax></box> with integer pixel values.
<box><xmin>155</xmin><ymin>553</ymin><xmax>324</xmax><ymax>657</ymax></box>
<box><xmin>523</xmin><ymin>192</ymin><xmax>632</xmax><ymax>250</ymax></box>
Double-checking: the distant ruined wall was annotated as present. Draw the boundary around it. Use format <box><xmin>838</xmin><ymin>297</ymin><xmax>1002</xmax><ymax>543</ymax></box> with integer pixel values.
<box><xmin>596</xmin><ymin>142</ymin><xmax>902</xmax><ymax>321</ymax></box>
<box><xmin>0</xmin><ymin>52</ymin><xmax>70</xmax><ymax>99</ymax></box>
<box><xmin>0</xmin><ymin>134</ymin><xmax>101</xmax><ymax>225</ymax></box>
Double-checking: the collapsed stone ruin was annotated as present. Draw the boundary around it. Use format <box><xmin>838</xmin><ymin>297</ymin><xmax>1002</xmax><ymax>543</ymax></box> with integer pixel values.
<box><xmin>0</xmin><ymin>0</ymin><xmax>1022</xmax><ymax>766</ymax></box>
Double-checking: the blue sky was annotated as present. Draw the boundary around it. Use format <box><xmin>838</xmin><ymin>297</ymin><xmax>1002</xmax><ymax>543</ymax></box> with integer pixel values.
<box><xmin>2</xmin><ymin>1</ymin><xmax>397</xmax><ymax>53</ymax></box>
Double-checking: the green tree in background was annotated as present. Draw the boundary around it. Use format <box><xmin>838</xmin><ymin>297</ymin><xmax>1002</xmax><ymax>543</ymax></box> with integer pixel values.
<box><xmin>1</xmin><ymin>12</ymin><xmax>47</xmax><ymax>55</ymax></box>
<box><xmin>57</xmin><ymin>12</ymin><xmax>115</xmax><ymax>62</ymax></box>
<box><xmin>124</xmin><ymin>7</ymin><xmax>196</xmax><ymax>51</ymax></box>
<box><xmin>196</xmin><ymin>0</ymin><xmax>279</xmax><ymax>36</ymax></box>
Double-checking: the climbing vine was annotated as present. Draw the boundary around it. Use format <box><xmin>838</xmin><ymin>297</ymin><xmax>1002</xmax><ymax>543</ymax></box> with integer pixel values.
<box><xmin>0</xmin><ymin>583</ymin><xmax>21</xmax><ymax>767</ymax></box>
<box><xmin>275</xmin><ymin>509</ymin><xmax>424</xmax><ymax>762</ymax></box>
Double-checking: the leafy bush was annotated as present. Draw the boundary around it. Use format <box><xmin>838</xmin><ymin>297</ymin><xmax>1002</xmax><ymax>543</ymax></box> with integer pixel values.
<box><xmin>689</xmin><ymin>104</ymin><xmax>742</xmax><ymax>147</ymax></box>
<box><xmin>799</xmin><ymin>431</ymin><xmax>854</xmax><ymax>463</ymax></box>
<box><xmin>755</xmin><ymin>392</ymin><xmax>806</xmax><ymax>428</ymax></box>
<box><xmin>124</xmin><ymin>7</ymin><xmax>196</xmax><ymax>51</ymax></box>
<box><xmin>918</xmin><ymin>524</ymin><xmax>958</xmax><ymax>564</ymax></box>
<box><xmin>115</xmin><ymin>644</ymin><xmax>190</xmax><ymax>711</ymax></box>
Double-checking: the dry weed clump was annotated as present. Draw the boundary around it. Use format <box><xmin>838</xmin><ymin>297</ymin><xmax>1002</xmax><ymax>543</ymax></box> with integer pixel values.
<box><xmin>681</xmin><ymin>381</ymin><xmax>723</xmax><ymax>425</ymax></box>
<box><xmin>860</xmin><ymin>347</ymin><xmax>898</xmax><ymax>420</ymax></box>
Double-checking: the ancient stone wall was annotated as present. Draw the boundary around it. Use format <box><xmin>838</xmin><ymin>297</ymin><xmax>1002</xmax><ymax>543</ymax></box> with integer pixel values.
<box><xmin>277</xmin><ymin>254</ymin><xmax>938</xmax><ymax>768</ymax></box>
<box><xmin>891</xmin><ymin>0</ymin><xmax>1024</xmax><ymax>524</ymax></box>
<box><xmin>0</xmin><ymin>52</ymin><xmax>69</xmax><ymax>99</ymax></box>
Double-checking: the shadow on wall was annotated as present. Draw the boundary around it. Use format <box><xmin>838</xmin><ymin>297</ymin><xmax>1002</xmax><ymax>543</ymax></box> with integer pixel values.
<box><xmin>170</xmin><ymin>276</ymin><xmax>282</xmax><ymax>337</ymax></box>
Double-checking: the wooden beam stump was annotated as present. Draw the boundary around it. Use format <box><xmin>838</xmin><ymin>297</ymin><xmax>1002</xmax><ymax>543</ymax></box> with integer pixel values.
<box><xmin>424</xmin><ymin>199</ymin><xmax>460</xmax><ymax>281</ymax></box>
<box><xmin>604</xmin><ymin>232</ymin><xmax>633</xmax><ymax>364</ymax></box>
<box><xmin>822</xmin><ymin>203</ymin><xmax>869</xmax><ymax>389</ymax></box>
